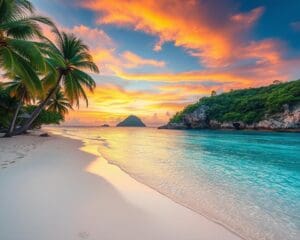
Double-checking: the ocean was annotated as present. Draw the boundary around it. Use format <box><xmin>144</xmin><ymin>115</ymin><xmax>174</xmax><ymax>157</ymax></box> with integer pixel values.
<box><xmin>50</xmin><ymin>127</ymin><xmax>300</xmax><ymax>240</ymax></box>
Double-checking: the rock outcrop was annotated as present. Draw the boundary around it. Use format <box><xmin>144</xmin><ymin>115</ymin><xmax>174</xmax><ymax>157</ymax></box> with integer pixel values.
<box><xmin>160</xmin><ymin>104</ymin><xmax>300</xmax><ymax>131</ymax></box>
<box><xmin>117</xmin><ymin>115</ymin><xmax>146</xmax><ymax>127</ymax></box>
<box><xmin>183</xmin><ymin>105</ymin><xmax>210</xmax><ymax>128</ymax></box>
<box><xmin>255</xmin><ymin>104</ymin><xmax>300</xmax><ymax>129</ymax></box>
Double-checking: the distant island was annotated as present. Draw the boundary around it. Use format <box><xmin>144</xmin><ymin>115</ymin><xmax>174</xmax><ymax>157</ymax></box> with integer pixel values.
<box><xmin>117</xmin><ymin>115</ymin><xmax>146</xmax><ymax>127</ymax></box>
<box><xmin>160</xmin><ymin>79</ymin><xmax>300</xmax><ymax>131</ymax></box>
<box><xmin>100</xmin><ymin>124</ymin><xmax>110</xmax><ymax>127</ymax></box>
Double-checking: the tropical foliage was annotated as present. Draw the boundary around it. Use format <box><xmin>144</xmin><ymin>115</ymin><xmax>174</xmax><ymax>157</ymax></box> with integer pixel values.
<box><xmin>0</xmin><ymin>0</ymin><xmax>98</xmax><ymax>136</ymax></box>
<box><xmin>170</xmin><ymin>79</ymin><xmax>300</xmax><ymax>124</ymax></box>
<box><xmin>2</xmin><ymin>75</ymin><xmax>34</xmax><ymax>135</ymax></box>
<box><xmin>25</xmin><ymin>105</ymin><xmax>63</xmax><ymax>129</ymax></box>
<box><xmin>0</xmin><ymin>0</ymin><xmax>54</xmax><ymax>94</ymax></box>
<box><xmin>47</xmin><ymin>89</ymin><xmax>72</xmax><ymax>116</ymax></box>
<box><xmin>15</xmin><ymin>30</ymin><xmax>99</xmax><ymax>134</ymax></box>
<box><xmin>0</xmin><ymin>90</ymin><xmax>62</xmax><ymax>131</ymax></box>
<box><xmin>0</xmin><ymin>84</ymin><xmax>16</xmax><ymax>129</ymax></box>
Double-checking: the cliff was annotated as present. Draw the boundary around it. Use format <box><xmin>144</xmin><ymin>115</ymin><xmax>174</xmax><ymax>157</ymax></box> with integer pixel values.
<box><xmin>117</xmin><ymin>115</ymin><xmax>146</xmax><ymax>127</ymax></box>
<box><xmin>160</xmin><ymin>80</ymin><xmax>300</xmax><ymax>131</ymax></box>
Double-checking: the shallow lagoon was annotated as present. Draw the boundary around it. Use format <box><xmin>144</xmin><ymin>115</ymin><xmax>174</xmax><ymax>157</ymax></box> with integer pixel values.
<box><xmin>55</xmin><ymin>127</ymin><xmax>300</xmax><ymax>240</ymax></box>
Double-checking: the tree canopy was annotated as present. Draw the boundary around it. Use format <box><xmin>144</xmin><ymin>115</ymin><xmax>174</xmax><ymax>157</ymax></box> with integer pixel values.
<box><xmin>170</xmin><ymin>79</ymin><xmax>300</xmax><ymax>124</ymax></box>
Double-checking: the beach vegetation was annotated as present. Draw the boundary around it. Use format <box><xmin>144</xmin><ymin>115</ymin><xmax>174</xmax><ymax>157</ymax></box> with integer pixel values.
<box><xmin>0</xmin><ymin>84</ymin><xmax>16</xmax><ymax>130</ymax></box>
<box><xmin>0</xmin><ymin>0</ymin><xmax>99</xmax><ymax>137</ymax></box>
<box><xmin>15</xmin><ymin>30</ymin><xmax>99</xmax><ymax>134</ymax></box>
<box><xmin>0</xmin><ymin>0</ymin><xmax>54</xmax><ymax>94</ymax></box>
<box><xmin>25</xmin><ymin>105</ymin><xmax>63</xmax><ymax>129</ymax></box>
<box><xmin>46</xmin><ymin>89</ymin><xmax>73</xmax><ymax>117</ymax></box>
<box><xmin>170</xmin><ymin>79</ymin><xmax>300</xmax><ymax>124</ymax></box>
<box><xmin>0</xmin><ymin>85</ymin><xmax>64</xmax><ymax>131</ymax></box>
<box><xmin>2</xmin><ymin>75</ymin><xmax>34</xmax><ymax>136</ymax></box>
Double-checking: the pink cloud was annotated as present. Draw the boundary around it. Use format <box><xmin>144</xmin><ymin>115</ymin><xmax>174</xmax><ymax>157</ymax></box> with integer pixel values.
<box><xmin>71</xmin><ymin>25</ymin><xmax>115</xmax><ymax>49</ymax></box>
<box><xmin>41</xmin><ymin>23</ymin><xmax>166</xmax><ymax>75</ymax></box>
<box><xmin>231</xmin><ymin>7</ymin><xmax>264</xmax><ymax>27</ymax></box>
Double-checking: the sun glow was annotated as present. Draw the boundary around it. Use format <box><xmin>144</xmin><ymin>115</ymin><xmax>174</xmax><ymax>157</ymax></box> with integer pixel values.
<box><xmin>27</xmin><ymin>1</ymin><xmax>300</xmax><ymax>126</ymax></box>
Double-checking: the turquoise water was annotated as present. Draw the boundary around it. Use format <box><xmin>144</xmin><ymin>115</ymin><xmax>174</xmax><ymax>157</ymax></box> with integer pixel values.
<box><xmin>51</xmin><ymin>127</ymin><xmax>300</xmax><ymax>240</ymax></box>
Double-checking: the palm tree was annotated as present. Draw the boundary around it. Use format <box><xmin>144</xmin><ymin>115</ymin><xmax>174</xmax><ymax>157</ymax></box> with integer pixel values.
<box><xmin>2</xmin><ymin>76</ymin><xmax>33</xmax><ymax>136</ymax></box>
<box><xmin>0</xmin><ymin>83</ymin><xmax>9</xmax><ymax>109</ymax></box>
<box><xmin>47</xmin><ymin>89</ymin><xmax>72</xmax><ymax>116</ymax></box>
<box><xmin>0</xmin><ymin>83</ymin><xmax>18</xmax><ymax>130</ymax></box>
<box><xmin>0</xmin><ymin>0</ymin><xmax>54</xmax><ymax>94</ymax></box>
<box><xmin>15</xmin><ymin>30</ymin><xmax>99</xmax><ymax>134</ymax></box>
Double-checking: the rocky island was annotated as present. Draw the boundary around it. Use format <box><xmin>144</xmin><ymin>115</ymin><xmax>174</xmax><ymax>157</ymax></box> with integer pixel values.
<box><xmin>117</xmin><ymin>115</ymin><xmax>146</xmax><ymax>127</ymax></box>
<box><xmin>160</xmin><ymin>80</ymin><xmax>300</xmax><ymax>131</ymax></box>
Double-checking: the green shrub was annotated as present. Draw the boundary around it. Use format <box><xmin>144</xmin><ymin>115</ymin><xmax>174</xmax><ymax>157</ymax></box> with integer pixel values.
<box><xmin>25</xmin><ymin>106</ymin><xmax>63</xmax><ymax>129</ymax></box>
<box><xmin>0</xmin><ymin>87</ymin><xmax>17</xmax><ymax>129</ymax></box>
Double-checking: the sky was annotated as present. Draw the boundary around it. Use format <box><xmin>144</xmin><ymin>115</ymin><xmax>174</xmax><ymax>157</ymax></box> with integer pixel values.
<box><xmin>31</xmin><ymin>0</ymin><xmax>300</xmax><ymax>126</ymax></box>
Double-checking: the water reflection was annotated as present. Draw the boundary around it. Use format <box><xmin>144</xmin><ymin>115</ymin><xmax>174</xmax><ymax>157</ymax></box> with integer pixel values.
<box><xmin>48</xmin><ymin>127</ymin><xmax>300</xmax><ymax>240</ymax></box>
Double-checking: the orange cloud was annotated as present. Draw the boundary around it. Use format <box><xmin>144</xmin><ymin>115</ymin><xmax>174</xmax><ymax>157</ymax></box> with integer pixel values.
<box><xmin>91</xmin><ymin>49</ymin><xmax>166</xmax><ymax>75</ymax></box>
<box><xmin>41</xmin><ymin>13</ymin><xmax>293</xmax><ymax>87</ymax></box>
<box><xmin>64</xmin><ymin>83</ymin><xmax>205</xmax><ymax>126</ymax></box>
<box><xmin>36</xmin><ymin>4</ymin><xmax>300</xmax><ymax>126</ymax></box>
<box><xmin>80</xmin><ymin>0</ymin><xmax>267</xmax><ymax>67</ymax></box>
<box><xmin>85</xmin><ymin>84</ymin><xmax>187</xmax><ymax>107</ymax></box>
<box><xmin>113</xmin><ymin>52</ymin><xmax>300</xmax><ymax>88</ymax></box>
<box><xmin>241</xmin><ymin>39</ymin><xmax>283</xmax><ymax>64</ymax></box>
<box><xmin>78</xmin><ymin>31</ymin><xmax>166</xmax><ymax>75</ymax></box>
<box><xmin>41</xmin><ymin>23</ymin><xmax>165</xmax><ymax>75</ymax></box>
<box><xmin>121</xmin><ymin>51</ymin><xmax>165</xmax><ymax>68</ymax></box>
<box><xmin>79</xmin><ymin>0</ymin><xmax>299</xmax><ymax>85</ymax></box>
<box><xmin>158</xmin><ymin>83</ymin><xmax>220</xmax><ymax>96</ymax></box>
<box><xmin>69</xmin><ymin>25</ymin><xmax>166</xmax><ymax>75</ymax></box>
<box><xmin>112</xmin><ymin>68</ymin><xmax>254</xmax><ymax>86</ymax></box>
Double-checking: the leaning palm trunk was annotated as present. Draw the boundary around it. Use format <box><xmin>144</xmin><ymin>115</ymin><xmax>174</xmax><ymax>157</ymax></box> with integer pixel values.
<box><xmin>5</xmin><ymin>90</ymin><xmax>25</xmax><ymax>137</ymax></box>
<box><xmin>14</xmin><ymin>72</ymin><xmax>63</xmax><ymax>135</ymax></box>
<box><xmin>13</xmin><ymin>31</ymin><xmax>98</xmax><ymax>135</ymax></box>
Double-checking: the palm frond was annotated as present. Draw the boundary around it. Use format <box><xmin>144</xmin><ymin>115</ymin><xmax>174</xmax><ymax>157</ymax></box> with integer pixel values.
<box><xmin>63</xmin><ymin>73</ymin><xmax>77</xmax><ymax>106</ymax></box>
<box><xmin>72</xmin><ymin>60</ymin><xmax>99</xmax><ymax>73</ymax></box>
<box><xmin>8</xmin><ymin>38</ymin><xmax>46</xmax><ymax>71</ymax></box>
<box><xmin>11</xmin><ymin>51</ymin><xmax>43</xmax><ymax>94</ymax></box>
<box><xmin>15</xmin><ymin>0</ymin><xmax>34</xmax><ymax>13</ymax></box>
<box><xmin>76</xmin><ymin>81</ymin><xmax>89</xmax><ymax>107</ymax></box>
<box><xmin>0</xmin><ymin>47</ymin><xmax>15</xmax><ymax>71</ymax></box>
<box><xmin>37</xmin><ymin>40</ymin><xmax>66</xmax><ymax>67</ymax></box>
<box><xmin>1</xmin><ymin>15</ymin><xmax>54</xmax><ymax>39</ymax></box>
<box><xmin>0</xmin><ymin>0</ymin><xmax>34</xmax><ymax>23</ymax></box>
<box><xmin>71</xmin><ymin>69</ymin><xmax>96</xmax><ymax>91</ymax></box>
<box><xmin>3</xmin><ymin>76</ymin><xmax>33</xmax><ymax>103</ymax></box>
<box><xmin>41</xmin><ymin>60</ymin><xmax>59</xmax><ymax>91</ymax></box>
<box><xmin>0</xmin><ymin>45</ymin><xmax>43</xmax><ymax>95</ymax></box>
<box><xmin>47</xmin><ymin>89</ymin><xmax>72</xmax><ymax>115</ymax></box>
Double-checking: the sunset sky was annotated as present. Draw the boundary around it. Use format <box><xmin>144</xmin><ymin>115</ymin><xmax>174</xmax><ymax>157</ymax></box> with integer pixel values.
<box><xmin>32</xmin><ymin>0</ymin><xmax>300</xmax><ymax>126</ymax></box>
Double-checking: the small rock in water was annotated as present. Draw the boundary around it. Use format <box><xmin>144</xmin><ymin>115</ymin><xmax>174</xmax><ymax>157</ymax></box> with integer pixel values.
<box><xmin>39</xmin><ymin>133</ymin><xmax>50</xmax><ymax>137</ymax></box>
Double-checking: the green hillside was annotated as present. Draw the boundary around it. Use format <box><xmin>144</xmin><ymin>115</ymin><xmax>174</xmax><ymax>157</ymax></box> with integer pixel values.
<box><xmin>170</xmin><ymin>80</ymin><xmax>300</xmax><ymax>124</ymax></box>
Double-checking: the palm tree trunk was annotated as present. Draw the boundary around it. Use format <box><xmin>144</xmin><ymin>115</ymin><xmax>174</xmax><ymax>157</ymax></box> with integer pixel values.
<box><xmin>14</xmin><ymin>72</ymin><xmax>63</xmax><ymax>135</ymax></box>
<box><xmin>4</xmin><ymin>90</ymin><xmax>25</xmax><ymax>137</ymax></box>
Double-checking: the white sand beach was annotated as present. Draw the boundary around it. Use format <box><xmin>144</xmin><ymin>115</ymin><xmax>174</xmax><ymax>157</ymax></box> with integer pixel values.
<box><xmin>0</xmin><ymin>133</ymin><xmax>242</xmax><ymax>240</ymax></box>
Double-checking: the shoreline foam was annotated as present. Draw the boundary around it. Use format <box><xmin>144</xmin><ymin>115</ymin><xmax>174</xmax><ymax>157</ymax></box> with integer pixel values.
<box><xmin>0</xmin><ymin>132</ymin><xmax>243</xmax><ymax>240</ymax></box>
<box><xmin>97</xmin><ymin>147</ymin><xmax>247</xmax><ymax>240</ymax></box>
<box><xmin>46</xmin><ymin>127</ymin><xmax>300</xmax><ymax>240</ymax></box>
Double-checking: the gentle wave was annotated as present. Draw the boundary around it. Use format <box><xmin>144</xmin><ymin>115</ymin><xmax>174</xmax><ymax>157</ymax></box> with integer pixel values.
<box><xmin>49</xmin><ymin>127</ymin><xmax>300</xmax><ymax>240</ymax></box>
